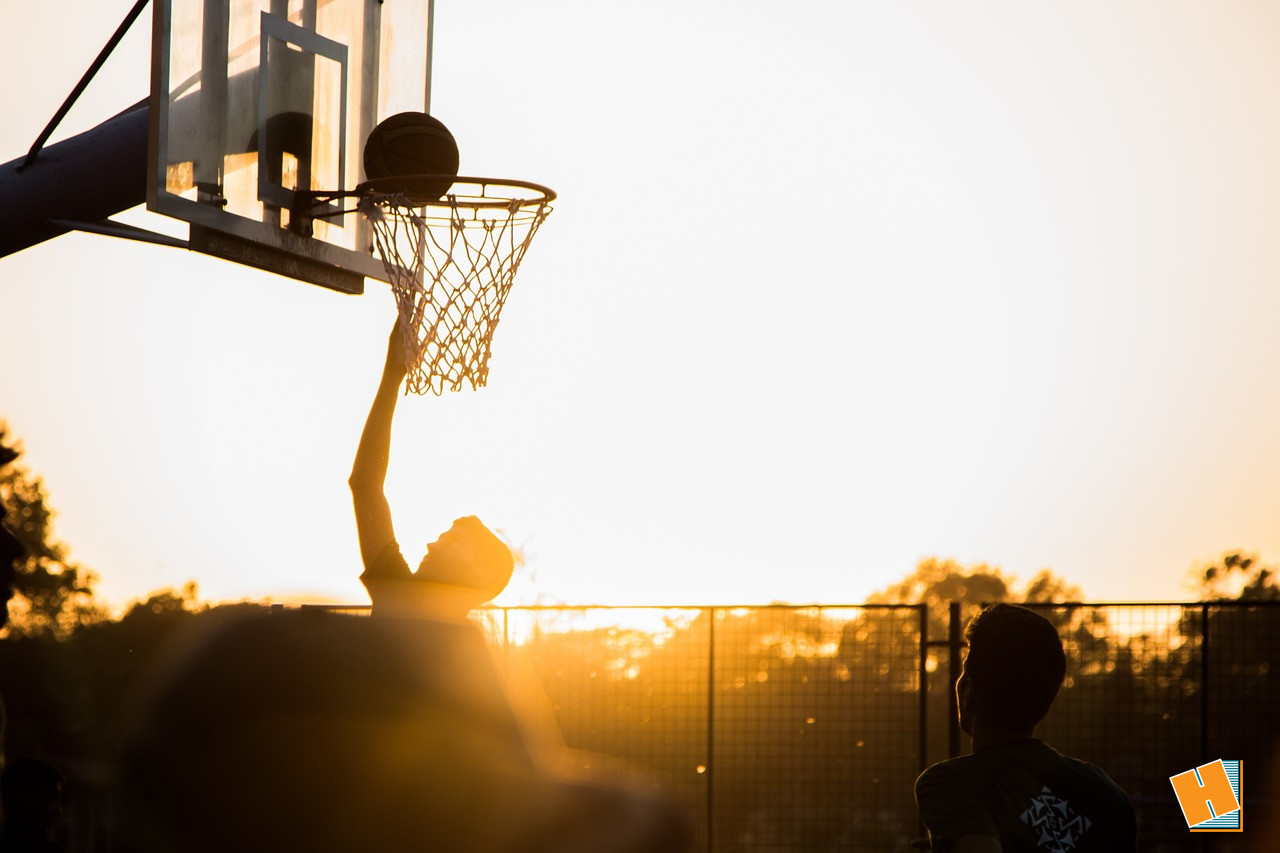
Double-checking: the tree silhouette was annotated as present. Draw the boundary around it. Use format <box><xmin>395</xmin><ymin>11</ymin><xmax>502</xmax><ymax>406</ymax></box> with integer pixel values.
<box><xmin>0</xmin><ymin>425</ymin><xmax>103</xmax><ymax>638</ymax></box>
<box><xmin>0</xmin><ymin>585</ymin><xmax>260</xmax><ymax>770</ymax></box>
<box><xmin>1185</xmin><ymin>550</ymin><xmax>1279</xmax><ymax>601</ymax></box>
<box><xmin>1023</xmin><ymin>569</ymin><xmax>1082</xmax><ymax>603</ymax></box>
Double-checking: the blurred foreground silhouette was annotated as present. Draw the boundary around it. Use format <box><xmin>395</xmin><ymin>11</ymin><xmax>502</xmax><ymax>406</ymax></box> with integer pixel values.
<box><xmin>1</xmin><ymin>757</ymin><xmax>65</xmax><ymax>853</ymax></box>
<box><xmin>115</xmin><ymin>609</ymin><xmax>690</xmax><ymax>853</ymax></box>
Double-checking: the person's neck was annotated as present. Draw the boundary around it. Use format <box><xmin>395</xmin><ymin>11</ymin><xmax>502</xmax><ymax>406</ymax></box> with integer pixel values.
<box><xmin>970</xmin><ymin>720</ymin><xmax>1037</xmax><ymax>751</ymax></box>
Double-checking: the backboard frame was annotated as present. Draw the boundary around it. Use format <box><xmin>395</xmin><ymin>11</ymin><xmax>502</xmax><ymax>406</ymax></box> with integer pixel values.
<box><xmin>148</xmin><ymin>0</ymin><xmax>433</xmax><ymax>293</ymax></box>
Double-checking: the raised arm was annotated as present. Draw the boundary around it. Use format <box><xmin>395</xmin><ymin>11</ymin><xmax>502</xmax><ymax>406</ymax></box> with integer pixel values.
<box><xmin>349</xmin><ymin>321</ymin><xmax>409</xmax><ymax>571</ymax></box>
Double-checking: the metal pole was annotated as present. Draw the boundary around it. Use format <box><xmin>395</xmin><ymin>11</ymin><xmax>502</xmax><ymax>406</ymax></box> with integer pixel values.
<box><xmin>949</xmin><ymin>601</ymin><xmax>962</xmax><ymax>757</ymax></box>
<box><xmin>23</xmin><ymin>0</ymin><xmax>151</xmax><ymax>169</ymax></box>
<box><xmin>706</xmin><ymin>607</ymin><xmax>716</xmax><ymax>852</ymax></box>
<box><xmin>0</xmin><ymin>101</ymin><xmax>150</xmax><ymax>258</ymax></box>
<box><xmin>1201</xmin><ymin>602</ymin><xmax>1210</xmax><ymax>853</ymax></box>
<box><xmin>918</xmin><ymin>604</ymin><xmax>928</xmax><ymax>774</ymax></box>
<box><xmin>1200</xmin><ymin>603</ymin><xmax>1209</xmax><ymax>763</ymax></box>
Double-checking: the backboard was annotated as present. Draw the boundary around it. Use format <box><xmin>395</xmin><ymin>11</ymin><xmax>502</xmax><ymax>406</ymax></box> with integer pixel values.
<box><xmin>149</xmin><ymin>0</ymin><xmax>432</xmax><ymax>293</ymax></box>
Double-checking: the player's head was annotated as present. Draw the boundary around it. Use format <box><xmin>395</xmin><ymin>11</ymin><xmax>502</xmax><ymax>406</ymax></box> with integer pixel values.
<box><xmin>957</xmin><ymin>603</ymin><xmax>1066</xmax><ymax>734</ymax></box>
<box><xmin>417</xmin><ymin>516</ymin><xmax>514</xmax><ymax>607</ymax></box>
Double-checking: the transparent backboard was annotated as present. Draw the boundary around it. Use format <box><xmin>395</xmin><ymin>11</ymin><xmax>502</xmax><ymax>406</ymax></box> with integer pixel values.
<box><xmin>149</xmin><ymin>0</ymin><xmax>431</xmax><ymax>292</ymax></box>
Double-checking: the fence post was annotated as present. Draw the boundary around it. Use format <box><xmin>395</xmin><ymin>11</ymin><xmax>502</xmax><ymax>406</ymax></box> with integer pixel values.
<box><xmin>948</xmin><ymin>601</ymin><xmax>962</xmax><ymax>758</ymax></box>
<box><xmin>706</xmin><ymin>606</ymin><xmax>716</xmax><ymax>852</ymax></box>
<box><xmin>1200</xmin><ymin>602</ymin><xmax>1209</xmax><ymax>764</ymax></box>
<box><xmin>918</xmin><ymin>604</ymin><xmax>929</xmax><ymax>775</ymax></box>
<box><xmin>1200</xmin><ymin>602</ymin><xmax>1211</xmax><ymax>853</ymax></box>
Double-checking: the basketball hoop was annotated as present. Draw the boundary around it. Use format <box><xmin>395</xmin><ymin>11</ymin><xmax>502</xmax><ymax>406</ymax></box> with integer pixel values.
<box><xmin>356</xmin><ymin>176</ymin><xmax>555</xmax><ymax>395</ymax></box>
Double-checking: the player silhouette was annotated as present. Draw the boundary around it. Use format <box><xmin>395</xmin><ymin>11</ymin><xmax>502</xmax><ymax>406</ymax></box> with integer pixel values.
<box><xmin>114</xmin><ymin>320</ymin><xmax>690</xmax><ymax>852</ymax></box>
<box><xmin>349</xmin><ymin>320</ymin><xmax>514</xmax><ymax>620</ymax></box>
<box><xmin>915</xmin><ymin>604</ymin><xmax>1136</xmax><ymax>852</ymax></box>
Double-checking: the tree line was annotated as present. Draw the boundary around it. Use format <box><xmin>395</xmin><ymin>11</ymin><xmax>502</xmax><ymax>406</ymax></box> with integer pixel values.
<box><xmin>2</xmin><ymin>423</ymin><xmax>1277</xmax><ymax>851</ymax></box>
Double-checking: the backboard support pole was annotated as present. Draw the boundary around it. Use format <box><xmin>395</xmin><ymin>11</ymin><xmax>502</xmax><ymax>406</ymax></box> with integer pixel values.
<box><xmin>0</xmin><ymin>100</ymin><xmax>150</xmax><ymax>258</ymax></box>
<box><xmin>22</xmin><ymin>0</ymin><xmax>152</xmax><ymax>170</ymax></box>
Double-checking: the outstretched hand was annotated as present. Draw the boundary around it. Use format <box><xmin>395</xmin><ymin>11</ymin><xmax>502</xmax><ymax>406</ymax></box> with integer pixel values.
<box><xmin>383</xmin><ymin>318</ymin><xmax>409</xmax><ymax>383</ymax></box>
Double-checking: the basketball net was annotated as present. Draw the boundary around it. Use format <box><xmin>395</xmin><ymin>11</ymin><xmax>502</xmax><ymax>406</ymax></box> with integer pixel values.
<box><xmin>358</xmin><ymin>178</ymin><xmax>554</xmax><ymax>394</ymax></box>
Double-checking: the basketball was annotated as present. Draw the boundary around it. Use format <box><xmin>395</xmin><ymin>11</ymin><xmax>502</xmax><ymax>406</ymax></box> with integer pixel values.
<box><xmin>363</xmin><ymin>112</ymin><xmax>460</xmax><ymax>202</ymax></box>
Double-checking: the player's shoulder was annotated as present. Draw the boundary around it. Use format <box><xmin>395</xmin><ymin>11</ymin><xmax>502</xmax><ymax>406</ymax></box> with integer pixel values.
<box><xmin>1049</xmin><ymin>749</ymin><xmax>1137</xmax><ymax>848</ymax></box>
<box><xmin>920</xmin><ymin>740</ymin><xmax>1038</xmax><ymax>777</ymax></box>
<box><xmin>915</xmin><ymin>752</ymin><xmax>988</xmax><ymax>796</ymax></box>
<box><xmin>361</xmin><ymin>538</ymin><xmax>413</xmax><ymax>582</ymax></box>
<box><xmin>1039</xmin><ymin>743</ymin><xmax>1136</xmax><ymax>822</ymax></box>
<box><xmin>1041</xmin><ymin>743</ymin><xmax>1127</xmax><ymax>788</ymax></box>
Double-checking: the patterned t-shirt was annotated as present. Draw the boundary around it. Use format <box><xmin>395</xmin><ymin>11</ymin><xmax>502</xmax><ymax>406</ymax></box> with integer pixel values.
<box><xmin>915</xmin><ymin>738</ymin><xmax>1136</xmax><ymax>853</ymax></box>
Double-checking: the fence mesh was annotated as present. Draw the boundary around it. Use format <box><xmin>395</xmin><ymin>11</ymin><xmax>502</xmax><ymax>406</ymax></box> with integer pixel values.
<box><xmin>1012</xmin><ymin>602</ymin><xmax>1279</xmax><ymax>853</ymax></box>
<box><xmin>711</xmin><ymin>606</ymin><xmax>924</xmax><ymax>851</ymax></box>
<box><xmin>357</xmin><ymin>601</ymin><xmax>1280</xmax><ymax>851</ymax></box>
<box><xmin>482</xmin><ymin>607</ymin><xmax>713</xmax><ymax>848</ymax></box>
<box><xmin>483</xmin><ymin>605</ymin><xmax>926</xmax><ymax>852</ymax></box>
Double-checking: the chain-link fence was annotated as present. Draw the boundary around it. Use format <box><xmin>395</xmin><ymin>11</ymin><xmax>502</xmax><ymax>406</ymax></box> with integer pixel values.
<box><xmin>475</xmin><ymin>605</ymin><xmax>929</xmax><ymax>852</ymax></box>
<box><xmin>1013</xmin><ymin>602</ymin><xmax>1279</xmax><ymax>853</ymax></box>
<box><xmin>477</xmin><ymin>601</ymin><xmax>1276</xmax><ymax>852</ymax></box>
<box><xmin>11</xmin><ymin>598</ymin><xmax>1275</xmax><ymax>851</ymax></box>
<box><xmin>298</xmin><ymin>600</ymin><xmax>1277</xmax><ymax>852</ymax></box>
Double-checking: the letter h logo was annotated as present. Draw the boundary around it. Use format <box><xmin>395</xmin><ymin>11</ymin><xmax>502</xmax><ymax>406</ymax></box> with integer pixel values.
<box><xmin>1169</xmin><ymin>759</ymin><xmax>1242</xmax><ymax>832</ymax></box>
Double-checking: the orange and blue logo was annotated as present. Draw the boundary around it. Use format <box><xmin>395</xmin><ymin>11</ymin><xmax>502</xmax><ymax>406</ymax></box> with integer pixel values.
<box><xmin>1169</xmin><ymin>759</ymin><xmax>1242</xmax><ymax>832</ymax></box>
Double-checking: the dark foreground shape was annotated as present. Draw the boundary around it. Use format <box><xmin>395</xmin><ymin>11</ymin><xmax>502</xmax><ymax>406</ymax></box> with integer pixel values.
<box><xmin>116</xmin><ymin>610</ymin><xmax>690</xmax><ymax>853</ymax></box>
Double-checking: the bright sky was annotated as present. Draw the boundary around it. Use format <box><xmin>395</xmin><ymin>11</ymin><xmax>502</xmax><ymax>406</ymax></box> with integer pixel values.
<box><xmin>2</xmin><ymin>0</ymin><xmax>1279</xmax><ymax>612</ymax></box>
